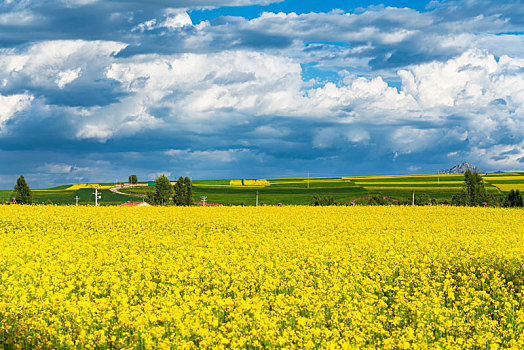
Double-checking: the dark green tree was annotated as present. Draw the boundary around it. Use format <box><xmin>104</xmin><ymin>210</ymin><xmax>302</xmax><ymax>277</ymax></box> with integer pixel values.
<box><xmin>503</xmin><ymin>189</ymin><xmax>523</xmax><ymax>207</ymax></box>
<box><xmin>173</xmin><ymin>176</ymin><xmax>186</xmax><ymax>206</ymax></box>
<box><xmin>14</xmin><ymin>175</ymin><xmax>32</xmax><ymax>204</ymax></box>
<box><xmin>414</xmin><ymin>193</ymin><xmax>431</xmax><ymax>206</ymax></box>
<box><xmin>310</xmin><ymin>195</ymin><xmax>335</xmax><ymax>206</ymax></box>
<box><xmin>184</xmin><ymin>176</ymin><xmax>193</xmax><ymax>206</ymax></box>
<box><xmin>173</xmin><ymin>176</ymin><xmax>193</xmax><ymax>206</ymax></box>
<box><xmin>452</xmin><ymin>169</ymin><xmax>487</xmax><ymax>206</ymax></box>
<box><xmin>144</xmin><ymin>189</ymin><xmax>155</xmax><ymax>205</ymax></box>
<box><xmin>151</xmin><ymin>174</ymin><xmax>173</xmax><ymax>206</ymax></box>
<box><xmin>128</xmin><ymin>174</ymin><xmax>138</xmax><ymax>184</ymax></box>
<box><xmin>366</xmin><ymin>193</ymin><xmax>391</xmax><ymax>206</ymax></box>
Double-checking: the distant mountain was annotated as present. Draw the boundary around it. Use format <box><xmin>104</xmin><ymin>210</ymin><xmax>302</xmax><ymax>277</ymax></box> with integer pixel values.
<box><xmin>440</xmin><ymin>162</ymin><xmax>483</xmax><ymax>174</ymax></box>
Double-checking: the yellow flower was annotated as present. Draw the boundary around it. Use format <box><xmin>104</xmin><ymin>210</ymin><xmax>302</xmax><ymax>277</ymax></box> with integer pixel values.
<box><xmin>0</xmin><ymin>205</ymin><xmax>522</xmax><ymax>348</ymax></box>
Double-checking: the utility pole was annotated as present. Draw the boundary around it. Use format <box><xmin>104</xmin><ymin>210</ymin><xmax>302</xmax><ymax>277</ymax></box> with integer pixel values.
<box><xmin>201</xmin><ymin>196</ymin><xmax>207</xmax><ymax>206</ymax></box>
<box><xmin>92</xmin><ymin>185</ymin><xmax>101</xmax><ymax>206</ymax></box>
<box><xmin>75</xmin><ymin>196</ymin><xmax>79</xmax><ymax>206</ymax></box>
<box><xmin>256</xmin><ymin>191</ymin><xmax>259</xmax><ymax>207</ymax></box>
<box><xmin>412</xmin><ymin>191</ymin><xmax>415</xmax><ymax>206</ymax></box>
<box><xmin>437</xmin><ymin>169</ymin><xmax>440</xmax><ymax>185</ymax></box>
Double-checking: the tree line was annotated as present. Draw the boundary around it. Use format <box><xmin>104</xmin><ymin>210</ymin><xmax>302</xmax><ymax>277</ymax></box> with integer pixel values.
<box><xmin>145</xmin><ymin>175</ymin><xmax>193</xmax><ymax>206</ymax></box>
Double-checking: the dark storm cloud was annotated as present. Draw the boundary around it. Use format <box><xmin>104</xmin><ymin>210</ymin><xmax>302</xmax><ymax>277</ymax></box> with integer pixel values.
<box><xmin>0</xmin><ymin>0</ymin><xmax>282</xmax><ymax>46</ymax></box>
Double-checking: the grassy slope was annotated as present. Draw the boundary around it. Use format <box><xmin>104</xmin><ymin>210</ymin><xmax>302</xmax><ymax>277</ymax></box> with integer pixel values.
<box><xmin>2</xmin><ymin>173</ymin><xmax>522</xmax><ymax>205</ymax></box>
<box><xmin>1</xmin><ymin>188</ymin><xmax>137</xmax><ymax>205</ymax></box>
<box><xmin>189</xmin><ymin>173</ymin><xmax>522</xmax><ymax>205</ymax></box>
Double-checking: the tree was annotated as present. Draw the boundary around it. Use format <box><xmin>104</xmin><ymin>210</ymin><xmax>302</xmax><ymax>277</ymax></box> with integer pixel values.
<box><xmin>173</xmin><ymin>176</ymin><xmax>193</xmax><ymax>206</ymax></box>
<box><xmin>184</xmin><ymin>176</ymin><xmax>193</xmax><ymax>206</ymax></box>
<box><xmin>503</xmin><ymin>189</ymin><xmax>524</xmax><ymax>207</ymax></box>
<box><xmin>14</xmin><ymin>175</ymin><xmax>32</xmax><ymax>204</ymax></box>
<box><xmin>365</xmin><ymin>193</ymin><xmax>391</xmax><ymax>206</ymax></box>
<box><xmin>310</xmin><ymin>195</ymin><xmax>335</xmax><ymax>206</ymax></box>
<box><xmin>452</xmin><ymin>169</ymin><xmax>487</xmax><ymax>206</ymax></box>
<box><xmin>173</xmin><ymin>176</ymin><xmax>186</xmax><ymax>206</ymax></box>
<box><xmin>414</xmin><ymin>193</ymin><xmax>432</xmax><ymax>206</ymax></box>
<box><xmin>128</xmin><ymin>174</ymin><xmax>138</xmax><ymax>184</ymax></box>
<box><xmin>150</xmin><ymin>174</ymin><xmax>173</xmax><ymax>206</ymax></box>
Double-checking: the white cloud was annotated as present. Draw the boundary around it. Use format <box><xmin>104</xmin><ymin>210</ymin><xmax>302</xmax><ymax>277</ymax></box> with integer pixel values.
<box><xmin>0</xmin><ymin>6</ymin><xmax>523</xmax><ymax>178</ymax></box>
<box><xmin>63</xmin><ymin>0</ymin><xmax>99</xmax><ymax>6</ymax></box>
<box><xmin>164</xmin><ymin>149</ymin><xmax>187</xmax><ymax>156</ymax></box>
<box><xmin>56</xmin><ymin>68</ymin><xmax>81</xmax><ymax>88</ymax></box>
<box><xmin>165</xmin><ymin>148</ymin><xmax>247</xmax><ymax>162</ymax></box>
<box><xmin>0</xmin><ymin>40</ymin><xmax>127</xmax><ymax>91</ymax></box>
<box><xmin>468</xmin><ymin>142</ymin><xmax>524</xmax><ymax>169</ymax></box>
<box><xmin>1</xmin><ymin>0</ymin><xmax>524</xmax><ymax>188</ymax></box>
<box><xmin>391</xmin><ymin>127</ymin><xmax>442</xmax><ymax>154</ymax></box>
<box><xmin>2</xmin><ymin>40</ymin><xmax>522</xmax><ymax>169</ymax></box>
<box><xmin>148</xmin><ymin>171</ymin><xmax>172</xmax><ymax>179</ymax></box>
<box><xmin>379</xmin><ymin>29</ymin><xmax>418</xmax><ymax>44</ymax></box>
<box><xmin>0</xmin><ymin>93</ymin><xmax>33</xmax><ymax>130</ymax></box>
<box><xmin>35</xmin><ymin>163</ymin><xmax>73</xmax><ymax>174</ymax></box>
<box><xmin>397</xmin><ymin>50</ymin><xmax>524</xmax><ymax>145</ymax></box>
<box><xmin>0</xmin><ymin>11</ymin><xmax>41</xmax><ymax>26</ymax></box>
<box><xmin>133</xmin><ymin>11</ymin><xmax>192</xmax><ymax>32</ymax></box>
<box><xmin>398</xmin><ymin>50</ymin><xmax>500</xmax><ymax>109</ymax></box>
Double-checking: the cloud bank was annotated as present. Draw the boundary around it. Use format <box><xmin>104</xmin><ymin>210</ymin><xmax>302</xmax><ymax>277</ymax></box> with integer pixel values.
<box><xmin>0</xmin><ymin>0</ymin><xmax>523</xmax><ymax>188</ymax></box>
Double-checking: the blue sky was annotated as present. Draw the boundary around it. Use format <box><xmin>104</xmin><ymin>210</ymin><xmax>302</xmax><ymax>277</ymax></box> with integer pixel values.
<box><xmin>1</xmin><ymin>0</ymin><xmax>524</xmax><ymax>188</ymax></box>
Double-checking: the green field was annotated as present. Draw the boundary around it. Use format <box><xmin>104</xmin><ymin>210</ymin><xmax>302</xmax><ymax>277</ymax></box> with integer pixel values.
<box><xmin>0</xmin><ymin>188</ymin><xmax>137</xmax><ymax>205</ymax></box>
<box><xmin>120</xmin><ymin>173</ymin><xmax>523</xmax><ymax>205</ymax></box>
<box><xmin>2</xmin><ymin>173</ymin><xmax>523</xmax><ymax>205</ymax></box>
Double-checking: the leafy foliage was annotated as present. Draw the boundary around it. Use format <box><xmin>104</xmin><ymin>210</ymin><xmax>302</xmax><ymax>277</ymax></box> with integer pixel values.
<box><xmin>358</xmin><ymin>193</ymin><xmax>393</xmax><ymax>206</ymax></box>
<box><xmin>452</xmin><ymin>169</ymin><xmax>487</xmax><ymax>206</ymax></box>
<box><xmin>414</xmin><ymin>192</ymin><xmax>435</xmax><ymax>206</ymax></box>
<box><xmin>310</xmin><ymin>195</ymin><xmax>335</xmax><ymax>206</ymax></box>
<box><xmin>503</xmin><ymin>189</ymin><xmax>524</xmax><ymax>207</ymax></box>
<box><xmin>128</xmin><ymin>174</ymin><xmax>138</xmax><ymax>184</ymax></box>
<box><xmin>173</xmin><ymin>176</ymin><xmax>193</xmax><ymax>206</ymax></box>
<box><xmin>184</xmin><ymin>176</ymin><xmax>193</xmax><ymax>206</ymax></box>
<box><xmin>146</xmin><ymin>175</ymin><xmax>173</xmax><ymax>205</ymax></box>
<box><xmin>14</xmin><ymin>175</ymin><xmax>32</xmax><ymax>204</ymax></box>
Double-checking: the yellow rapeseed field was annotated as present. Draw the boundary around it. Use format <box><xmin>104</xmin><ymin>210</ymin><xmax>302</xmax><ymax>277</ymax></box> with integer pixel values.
<box><xmin>65</xmin><ymin>184</ymin><xmax>114</xmax><ymax>190</ymax></box>
<box><xmin>1</xmin><ymin>206</ymin><xmax>524</xmax><ymax>349</ymax></box>
<box><xmin>230</xmin><ymin>180</ymin><xmax>270</xmax><ymax>187</ymax></box>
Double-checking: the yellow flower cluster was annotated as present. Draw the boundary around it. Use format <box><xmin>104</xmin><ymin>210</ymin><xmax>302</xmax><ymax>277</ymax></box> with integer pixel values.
<box><xmin>353</xmin><ymin>181</ymin><xmax>464</xmax><ymax>185</ymax></box>
<box><xmin>362</xmin><ymin>186</ymin><xmax>462</xmax><ymax>191</ymax></box>
<box><xmin>343</xmin><ymin>174</ymin><xmax>462</xmax><ymax>180</ymax></box>
<box><xmin>229</xmin><ymin>179</ymin><xmax>270</xmax><ymax>186</ymax></box>
<box><xmin>65</xmin><ymin>184</ymin><xmax>113</xmax><ymax>190</ymax></box>
<box><xmin>490</xmin><ymin>184</ymin><xmax>524</xmax><ymax>192</ymax></box>
<box><xmin>483</xmin><ymin>176</ymin><xmax>524</xmax><ymax>181</ymax></box>
<box><xmin>1</xmin><ymin>206</ymin><xmax>523</xmax><ymax>349</ymax></box>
